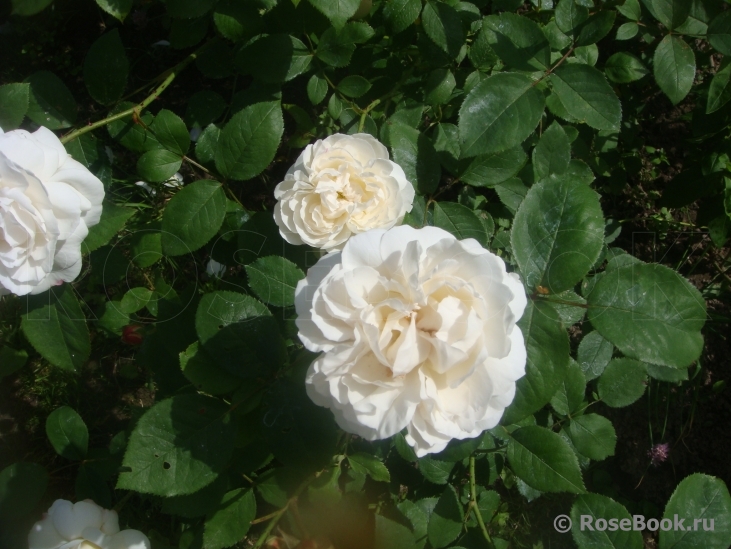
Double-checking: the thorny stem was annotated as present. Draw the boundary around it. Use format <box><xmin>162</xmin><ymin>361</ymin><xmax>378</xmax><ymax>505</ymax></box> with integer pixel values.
<box><xmin>469</xmin><ymin>456</ymin><xmax>494</xmax><ymax>548</ymax></box>
<box><xmin>60</xmin><ymin>42</ymin><xmax>212</xmax><ymax>145</ymax></box>
<box><xmin>250</xmin><ymin>471</ymin><xmax>322</xmax><ymax>549</ymax></box>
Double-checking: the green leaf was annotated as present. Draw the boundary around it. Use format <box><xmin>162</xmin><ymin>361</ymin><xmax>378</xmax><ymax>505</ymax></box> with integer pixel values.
<box><xmin>482</xmin><ymin>13</ymin><xmax>550</xmax><ymax>71</ymax></box>
<box><xmin>203</xmin><ymin>489</ymin><xmax>256</xmax><ymax>549</ymax></box>
<box><xmin>196</xmin><ymin>124</ymin><xmax>221</xmax><ymax>165</ymax></box>
<box><xmin>654</xmin><ymin>35</ymin><xmax>695</xmax><ymax>105</ymax></box>
<box><xmin>651</xmin><ymin>0</ymin><xmax>691</xmax><ymax>30</ymax></box>
<box><xmin>0</xmin><ymin>346</ymin><xmax>28</xmax><ymax>380</ymax></box>
<box><xmin>659</xmin><ymin>474</ymin><xmax>731</xmax><ymax>549</ymax></box>
<box><xmin>374</xmin><ymin>515</ymin><xmax>418</xmax><ymax>549</ymax></box>
<box><xmin>75</xmin><ymin>465</ymin><xmax>111</xmax><ymax>509</ymax></box>
<box><xmin>707</xmin><ymin>58</ymin><xmax>731</xmax><ymax>114</ymax></box>
<box><xmin>507</xmin><ymin>425</ymin><xmax>586</xmax><ymax>493</ymax></box>
<box><xmin>512</xmin><ymin>175</ymin><xmax>604</xmax><ymax>293</ymax></box>
<box><xmin>605</xmin><ymin>52</ymin><xmax>649</xmax><ymax>84</ymax></box>
<box><xmin>533</xmin><ymin>121</ymin><xmax>571</xmax><ymax>180</ymax></box>
<box><xmin>708</xmin><ymin>11</ymin><xmax>731</xmax><ymax>55</ymax></box>
<box><xmin>338</xmin><ymin>75</ymin><xmax>372</xmax><ymax>98</ymax></box>
<box><xmin>196</xmin><ymin>291</ymin><xmax>287</xmax><ymax>378</ymax></box>
<box><xmin>617</xmin><ymin>0</ymin><xmax>642</xmax><ymax>20</ymax></box>
<box><xmin>212</xmin><ymin>0</ymin><xmax>262</xmax><ymax>42</ymax></box>
<box><xmin>120</xmin><ymin>287</ymin><xmax>153</xmax><ymax>314</ymax></box>
<box><xmin>577</xmin><ymin>331</ymin><xmax>614</xmax><ymax>381</ymax></box>
<box><xmin>647</xmin><ymin>363</ymin><xmax>689</xmax><ymax>382</ymax></box>
<box><xmin>21</xmin><ymin>285</ymin><xmax>90</xmax><ymax>372</ymax></box>
<box><xmin>550</xmin><ymin>358</ymin><xmax>586</xmax><ymax>416</ymax></box>
<box><xmin>215</xmin><ymin>101</ymin><xmax>284</xmax><ymax>181</ymax></box>
<box><xmin>83</xmin><ymin>202</ymin><xmax>135</xmax><ymax>253</ymax></box>
<box><xmin>307</xmin><ymin>73</ymin><xmax>328</xmax><ymax>105</ymax></box>
<box><xmin>130</xmin><ymin>228</ymin><xmax>163</xmax><ymax>268</ymax></box>
<box><xmin>161</xmin><ymin>474</ymin><xmax>228</xmax><ymax>518</ymax></box>
<box><xmin>389</xmin><ymin>123</ymin><xmax>441</xmax><ymax>194</ymax></box>
<box><xmin>566</xmin><ymin>414</ymin><xmax>616</xmax><ymax>461</ymax></box>
<box><xmin>83</xmin><ymin>30</ymin><xmax>128</xmax><ymax>105</ymax></box>
<box><xmin>11</xmin><ymin>0</ymin><xmax>53</xmax><ymax>15</ymax></box>
<box><xmin>25</xmin><ymin>70</ymin><xmax>77</xmax><ymax>130</ymax></box>
<box><xmin>0</xmin><ymin>83</ymin><xmax>30</xmax><ymax>130</ymax></box>
<box><xmin>185</xmin><ymin>91</ymin><xmax>226</xmax><ymax>129</ymax></box>
<box><xmin>262</xmin><ymin>379</ymin><xmax>339</xmax><ymax>471</ymax></box>
<box><xmin>428</xmin><ymin>486</ymin><xmax>463</xmax><ymax>549</ymax></box>
<box><xmin>616</xmin><ymin>22</ymin><xmax>639</xmax><ymax>40</ymax></box>
<box><xmin>94</xmin><ymin>0</ymin><xmax>133</xmax><ymax>21</ymax></box>
<box><xmin>137</xmin><ymin>149</ymin><xmax>182</xmax><ymax>182</ymax></box>
<box><xmin>459</xmin><ymin>146</ymin><xmax>528</xmax><ymax>187</ymax></box>
<box><xmin>424</xmin><ymin>68</ymin><xmax>456</xmax><ymax>106</ymax></box>
<box><xmin>166</xmin><ymin>0</ymin><xmax>217</xmax><ymax>18</ymax></box>
<box><xmin>180</xmin><ymin>342</ymin><xmax>242</xmax><ymax>396</ymax></box>
<box><xmin>236</xmin><ymin>35</ymin><xmax>312</xmax><ymax>83</ymax></box>
<box><xmin>46</xmin><ymin>406</ymin><xmax>89</xmax><ymax>460</ymax></box>
<box><xmin>576</xmin><ymin>11</ymin><xmax>616</xmax><ymax>46</ymax></box>
<box><xmin>0</xmin><ymin>462</ymin><xmax>48</xmax><ymax>521</ymax></box>
<box><xmin>432</xmin><ymin>202</ymin><xmax>489</xmax><ymax>246</ymax></box>
<box><xmin>571</xmin><ymin>493</ymin><xmax>643</xmax><ymax>549</ymax></box>
<box><xmin>348</xmin><ymin>453</ymin><xmax>390</xmax><ymax>482</ymax></box>
<box><xmin>150</xmin><ymin>109</ymin><xmax>190</xmax><ymax>156</ymax></box>
<box><xmin>422</xmin><ymin>0</ymin><xmax>465</xmax><ymax>59</ymax></box>
<box><xmin>383</xmin><ymin>0</ymin><xmax>421</xmax><ymax>34</ymax></box>
<box><xmin>97</xmin><ymin>301</ymin><xmax>129</xmax><ymax>336</ymax></box>
<box><xmin>458</xmin><ymin>72</ymin><xmax>545</xmax><ymax>158</ymax></box>
<box><xmin>586</xmin><ymin>263</ymin><xmax>707</xmax><ymax>368</ymax></box>
<box><xmin>245</xmin><ymin>256</ymin><xmax>305</xmax><ymax>307</ymax></box>
<box><xmin>550</xmin><ymin>64</ymin><xmax>622</xmax><ymax>131</ymax></box>
<box><xmin>308</xmin><ymin>0</ymin><xmax>360</xmax><ymax>29</ymax></box>
<box><xmin>418</xmin><ymin>456</ymin><xmax>455</xmax><ymax>484</ymax></box>
<box><xmin>107</xmin><ymin>102</ymin><xmax>159</xmax><ymax>153</ymax></box>
<box><xmin>117</xmin><ymin>394</ymin><xmax>235</xmax><ymax>496</ymax></box>
<box><xmin>597</xmin><ymin>358</ymin><xmax>648</xmax><ymax>408</ymax></box>
<box><xmin>503</xmin><ymin>301</ymin><xmax>570</xmax><ymax>424</ymax></box>
<box><xmin>550</xmin><ymin>290</ymin><xmax>587</xmax><ymax>325</ymax></box>
<box><xmin>555</xmin><ymin>0</ymin><xmax>589</xmax><ymax>35</ymax></box>
<box><xmin>161</xmin><ymin>180</ymin><xmax>227</xmax><ymax>256</ymax></box>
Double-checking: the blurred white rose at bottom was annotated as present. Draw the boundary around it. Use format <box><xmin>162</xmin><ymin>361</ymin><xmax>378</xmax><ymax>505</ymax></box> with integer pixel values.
<box><xmin>28</xmin><ymin>499</ymin><xmax>150</xmax><ymax>549</ymax></box>
<box><xmin>295</xmin><ymin>225</ymin><xmax>528</xmax><ymax>457</ymax></box>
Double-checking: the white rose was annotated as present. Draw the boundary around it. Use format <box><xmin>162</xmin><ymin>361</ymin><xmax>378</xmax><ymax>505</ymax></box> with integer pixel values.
<box><xmin>0</xmin><ymin>127</ymin><xmax>104</xmax><ymax>296</ymax></box>
<box><xmin>28</xmin><ymin>499</ymin><xmax>151</xmax><ymax>549</ymax></box>
<box><xmin>274</xmin><ymin>133</ymin><xmax>415</xmax><ymax>251</ymax></box>
<box><xmin>295</xmin><ymin>225</ymin><xmax>528</xmax><ymax>457</ymax></box>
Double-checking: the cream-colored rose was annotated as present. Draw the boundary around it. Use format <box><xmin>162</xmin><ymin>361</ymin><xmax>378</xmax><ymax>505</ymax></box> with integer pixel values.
<box><xmin>273</xmin><ymin>133</ymin><xmax>415</xmax><ymax>251</ymax></box>
<box><xmin>0</xmin><ymin>127</ymin><xmax>104</xmax><ymax>296</ymax></box>
<box><xmin>295</xmin><ymin>226</ymin><xmax>528</xmax><ymax>456</ymax></box>
<box><xmin>28</xmin><ymin>499</ymin><xmax>151</xmax><ymax>549</ymax></box>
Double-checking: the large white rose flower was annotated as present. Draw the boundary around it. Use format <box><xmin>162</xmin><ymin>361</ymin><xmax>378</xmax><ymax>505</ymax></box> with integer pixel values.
<box><xmin>274</xmin><ymin>133</ymin><xmax>415</xmax><ymax>251</ymax></box>
<box><xmin>0</xmin><ymin>127</ymin><xmax>104</xmax><ymax>296</ymax></box>
<box><xmin>295</xmin><ymin>226</ymin><xmax>528</xmax><ymax>457</ymax></box>
<box><xmin>28</xmin><ymin>499</ymin><xmax>151</xmax><ymax>549</ymax></box>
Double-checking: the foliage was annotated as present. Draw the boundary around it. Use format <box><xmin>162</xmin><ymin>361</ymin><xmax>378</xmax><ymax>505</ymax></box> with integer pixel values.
<box><xmin>1</xmin><ymin>0</ymin><xmax>731</xmax><ymax>548</ymax></box>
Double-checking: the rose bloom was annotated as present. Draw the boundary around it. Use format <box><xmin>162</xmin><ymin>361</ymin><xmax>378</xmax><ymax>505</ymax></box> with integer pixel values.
<box><xmin>28</xmin><ymin>499</ymin><xmax>151</xmax><ymax>549</ymax></box>
<box><xmin>295</xmin><ymin>225</ymin><xmax>527</xmax><ymax>456</ymax></box>
<box><xmin>0</xmin><ymin>127</ymin><xmax>104</xmax><ymax>296</ymax></box>
<box><xmin>273</xmin><ymin>133</ymin><xmax>415</xmax><ymax>251</ymax></box>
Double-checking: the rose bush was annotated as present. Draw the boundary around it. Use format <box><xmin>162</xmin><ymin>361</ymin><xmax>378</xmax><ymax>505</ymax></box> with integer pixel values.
<box><xmin>1</xmin><ymin>1</ymin><xmax>730</xmax><ymax>548</ymax></box>
<box><xmin>274</xmin><ymin>133</ymin><xmax>414</xmax><ymax>251</ymax></box>
<box><xmin>0</xmin><ymin>127</ymin><xmax>104</xmax><ymax>296</ymax></box>
<box><xmin>28</xmin><ymin>499</ymin><xmax>150</xmax><ymax>549</ymax></box>
<box><xmin>297</xmin><ymin>225</ymin><xmax>527</xmax><ymax>456</ymax></box>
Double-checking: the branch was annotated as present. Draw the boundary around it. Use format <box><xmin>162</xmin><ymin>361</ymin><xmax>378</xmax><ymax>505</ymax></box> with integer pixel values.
<box><xmin>470</xmin><ymin>456</ymin><xmax>495</xmax><ymax>549</ymax></box>
<box><xmin>60</xmin><ymin>42</ymin><xmax>211</xmax><ymax>145</ymax></box>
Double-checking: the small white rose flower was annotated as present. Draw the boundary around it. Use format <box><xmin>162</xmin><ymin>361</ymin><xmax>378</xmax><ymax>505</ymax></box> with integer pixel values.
<box><xmin>274</xmin><ymin>133</ymin><xmax>415</xmax><ymax>252</ymax></box>
<box><xmin>28</xmin><ymin>499</ymin><xmax>151</xmax><ymax>549</ymax></box>
<box><xmin>0</xmin><ymin>127</ymin><xmax>104</xmax><ymax>296</ymax></box>
<box><xmin>295</xmin><ymin>226</ymin><xmax>528</xmax><ymax>456</ymax></box>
